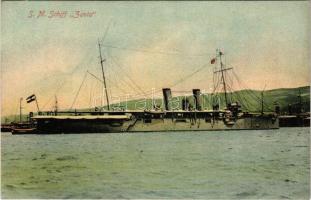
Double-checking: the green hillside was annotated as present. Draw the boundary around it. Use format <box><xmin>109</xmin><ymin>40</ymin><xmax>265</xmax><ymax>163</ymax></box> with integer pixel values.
<box><xmin>2</xmin><ymin>86</ymin><xmax>309</xmax><ymax>123</ymax></box>
<box><xmin>106</xmin><ymin>86</ymin><xmax>310</xmax><ymax>113</ymax></box>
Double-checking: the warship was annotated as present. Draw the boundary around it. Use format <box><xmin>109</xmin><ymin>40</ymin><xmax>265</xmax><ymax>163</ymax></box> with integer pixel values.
<box><xmin>278</xmin><ymin>89</ymin><xmax>310</xmax><ymax>127</ymax></box>
<box><xmin>26</xmin><ymin>44</ymin><xmax>279</xmax><ymax>134</ymax></box>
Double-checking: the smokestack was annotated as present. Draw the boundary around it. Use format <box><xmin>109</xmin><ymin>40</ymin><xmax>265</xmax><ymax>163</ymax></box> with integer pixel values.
<box><xmin>193</xmin><ymin>89</ymin><xmax>202</xmax><ymax>111</ymax></box>
<box><xmin>162</xmin><ymin>88</ymin><xmax>172</xmax><ymax>110</ymax></box>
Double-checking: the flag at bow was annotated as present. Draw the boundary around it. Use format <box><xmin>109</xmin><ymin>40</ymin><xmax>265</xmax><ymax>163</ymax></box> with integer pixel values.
<box><xmin>26</xmin><ymin>94</ymin><xmax>36</xmax><ymax>103</ymax></box>
<box><xmin>210</xmin><ymin>58</ymin><xmax>216</xmax><ymax>64</ymax></box>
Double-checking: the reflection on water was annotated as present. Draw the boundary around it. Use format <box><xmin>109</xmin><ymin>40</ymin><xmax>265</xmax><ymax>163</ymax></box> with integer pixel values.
<box><xmin>1</xmin><ymin>128</ymin><xmax>310</xmax><ymax>199</ymax></box>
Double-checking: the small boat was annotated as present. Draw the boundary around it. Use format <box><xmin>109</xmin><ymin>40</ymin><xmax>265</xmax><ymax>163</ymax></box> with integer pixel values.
<box><xmin>9</xmin><ymin>97</ymin><xmax>37</xmax><ymax>134</ymax></box>
<box><xmin>11</xmin><ymin>123</ymin><xmax>36</xmax><ymax>135</ymax></box>
<box><xmin>1</xmin><ymin>124</ymin><xmax>12</xmax><ymax>132</ymax></box>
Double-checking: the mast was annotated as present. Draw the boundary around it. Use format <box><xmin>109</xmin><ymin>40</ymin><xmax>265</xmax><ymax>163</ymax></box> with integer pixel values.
<box><xmin>298</xmin><ymin>89</ymin><xmax>302</xmax><ymax>113</ymax></box>
<box><xmin>261</xmin><ymin>91</ymin><xmax>264</xmax><ymax>115</ymax></box>
<box><xmin>261</xmin><ymin>85</ymin><xmax>266</xmax><ymax>115</ymax></box>
<box><xmin>54</xmin><ymin>95</ymin><xmax>58</xmax><ymax>115</ymax></box>
<box><xmin>35</xmin><ymin>98</ymin><xmax>40</xmax><ymax>113</ymax></box>
<box><xmin>19</xmin><ymin>97</ymin><xmax>23</xmax><ymax>123</ymax></box>
<box><xmin>218</xmin><ymin>49</ymin><xmax>228</xmax><ymax>107</ymax></box>
<box><xmin>98</xmin><ymin>39</ymin><xmax>110</xmax><ymax>111</ymax></box>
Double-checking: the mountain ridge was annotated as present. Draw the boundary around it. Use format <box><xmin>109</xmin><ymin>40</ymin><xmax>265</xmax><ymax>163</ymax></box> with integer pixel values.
<box><xmin>1</xmin><ymin>85</ymin><xmax>310</xmax><ymax>123</ymax></box>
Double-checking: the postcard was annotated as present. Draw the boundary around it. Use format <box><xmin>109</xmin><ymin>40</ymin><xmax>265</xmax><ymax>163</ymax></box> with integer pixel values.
<box><xmin>1</xmin><ymin>1</ymin><xmax>310</xmax><ymax>199</ymax></box>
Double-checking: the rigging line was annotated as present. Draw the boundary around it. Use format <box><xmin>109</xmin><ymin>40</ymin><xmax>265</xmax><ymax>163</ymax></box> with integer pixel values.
<box><xmin>105</xmin><ymin>58</ymin><xmax>141</xmax><ymax>95</ymax></box>
<box><xmin>230</xmin><ymin>87</ymin><xmax>250</xmax><ymax>107</ymax></box>
<box><xmin>64</xmin><ymin>45</ymin><xmax>97</xmax><ymax>75</ymax></box>
<box><xmin>99</xmin><ymin>20</ymin><xmax>113</xmax><ymax>45</ymax></box>
<box><xmin>232</xmin><ymin>89</ymin><xmax>249</xmax><ymax>110</ymax></box>
<box><xmin>212</xmin><ymin>72</ymin><xmax>222</xmax><ymax>94</ymax></box>
<box><xmin>212</xmin><ymin>65</ymin><xmax>216</xmax><ymax>93</ymax></box>
<box><xmin>258</xmin><ymin>92</ymin><xmax>274</xmax><ymax>111</ymax></box>
<box><xmin>226</xmin><ymin>85</ymin><xmax>233</xmax><ymax>104</ymax></box>
<box><xmin>109</xmin><ymin>67</ymin><xmax>140</xmax><ymax>94</ymax></box>
<box><xmin>14</xmin><ymin>99</ymin><xmax>19</xmax><ymax>122</ymax></box>
<box><xmin>89</xmin><ymin>80</ymin><xmax>95</xmax><ymax>108</ymax></box>
<box><xmin>87</xmin><ymin>70</ymin><xmax>129</xmax><ymax>95</ymax></box>
<box><xmin>227</xmin><ymin>84</ymin><xmax>252</xmax><ymax>110</ymax></box>
<box><xmin>232</xmin><ymin>70</ymin><xmax>261</xmax><ymax>100</ymax></box>
<box><xmin>169</xmin><ymin>63</ymin><xmax>209</xmax><ymax>88</ymax></box>
<box><xmin>102</xmin><ymin>44</ymin><xmax>212</xmax><ymax>57</ymax></box>
<box><xmin>241</xmin><ymin>85</ymin><xmax>268</xmax><ymax>109</ymax></box>
<box><xmin>19</xmin><ymin>47</ymin><xmax>94</xmax><ymax>95</ymax></box>
<box><xmin>109</xmin><ymin>55</ymin><xmax>148</xmax><ymax>97</ymax></box>
<box><xmin>112</xmin><ymin>89</ymin><xmax>155</xmax><ymax>99</ymax></box>
<box><xmin>233</xmin><ymin>86</ymin><xmax>260</xmax><ymax>110</ymax></box>
<box><xmin>105</xmin><ymin>76</ymin><xmax>117</xmax><ymax>101</ymax></box>
<box><xmin>232</xmin><ymin>75</ymin><xmax>273</xmax><ymax>111</ymax></box>
<box><xmin>106</xmin><ymin>65</ymin><xmax>124</xmax><ymax>96</ymax></box>
<box><xmin>216</xmin><ymin>73</ymin><xmax>222</xmax><ymax>93</ymax></box>
<box><xmin>230</xmin><ymin>68</ymin><xmax>258</xmax><ymax>97</ymax></box>
<box><xmin>108</xmin><ymin>88</ymin><xmax>163</xmax><ymax>99</ymax></box>
<box><xmin>242</xmin><ymin>91</ymin><xmax>264</xmax><ymax>110</ymax></box>
<box><xmin>93</xmin><ymin>80</ymin><xmax>101</xmax><ymax>108</ymax></box>
<box><xmin>41</xmin><ymin>53</ymin><xmax>96</xmax><ymax>110</ymax></box>
<box><xmin>87</xmin><ymin>70</ymin><xmax>103</xmax><ymax>83</ymax></box>
<box><xmin>107</xmin><ymin>58</ymin><xmax>143</xmax><ymax>96</ymax></box>
<box><xmin>240</xmin><ymin>86</ymin><xmax>260</xmax><ymax>101</ymax></box>
<box><xmin>108</xmin><ymin>53</ymin><xmax>147</xmax><ymax>96</ymax></box>
<box><xmin>41</xmin><ymin>78</ymin><xmax>67</xmax><ymax>110</ymax></box>
<box><xmin>227</xmin><ymin>71</ymin><xmax>236</xmax><ymax>102</ymax></box>
<box><xmin>235</xmin><ymin>83</ymin><xmax>261</xmax><ymax>106</ymax></box>
<box><xmin>70</xmin><ymin>71</ymin><xmax>88</xmax><ymax>110</ymax></box>
<box><xmin>237</xmin><ymin>86</ymin><xmax>259</xmax><ymax>103</ymax></box>
<box><xmin>228</xmin><ymin>70</ymin><xmax>234</xmax><ymax>87</ymax></box>
<box><xmin>105</xmin><ymin>58</ymin><xmax>119</xmax><ymax>86</ymax></box>
<box><xmin>110</xmin><ymin>53</ymin><xmax>213</xmax><ymax>96</ymax></box>
<box><xmin>106</xmin><ymin>79</ymin><xmax>113</xmax><ymax>105</ymax></box>
<box><xmin>213</xmin><ymin>64</ymin><xmax>222</xmax><ymax>93</ymax></box>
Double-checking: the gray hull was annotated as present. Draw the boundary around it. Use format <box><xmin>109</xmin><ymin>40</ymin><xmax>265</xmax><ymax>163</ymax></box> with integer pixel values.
<box><xmin>34</xmin><ymin>114</ymin><xmax>279</xmax><ymax>134</ymax></box>
<box><xmin>126</xmin><ymin>117</ymin><xmax>279</xmax><ymax>132</ymax></box>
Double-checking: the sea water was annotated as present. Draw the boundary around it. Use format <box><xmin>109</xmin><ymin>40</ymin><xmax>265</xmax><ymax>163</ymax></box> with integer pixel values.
<box><xmin>1</xmin><ymin>128</ymin><xmax>310</xmax><ymax>199</ymax></box>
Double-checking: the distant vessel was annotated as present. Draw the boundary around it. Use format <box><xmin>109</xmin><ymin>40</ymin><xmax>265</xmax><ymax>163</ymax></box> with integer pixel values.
<box><xmin>29</xmin><ymin>45</ymin><xmax>279</xmax><ymax>133</ymax></box>
<box><xmin>279</xmin><ymin>90</ymin><xmax>310</xmax><ymax>127</ymax></box>
<box><xmin>11</xmin><ymin>122</ymin><xmax>36</xmax><ymax>134</ymax></box>
<box><xmin>1</xmin><ymin>124</ymin><xmax>12</xmax><ymax>132</ymax></box>
<box><xmin>7</xmin><ymin>97</ymin><xmax>36</xmax><ymax>134</ymax></box>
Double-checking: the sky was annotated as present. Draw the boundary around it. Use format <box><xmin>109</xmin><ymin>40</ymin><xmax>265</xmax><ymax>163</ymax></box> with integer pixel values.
<box><xmin>1</xmin><ymin>1</ymin><xmax>310</xmax><ymax>116</ymax></box>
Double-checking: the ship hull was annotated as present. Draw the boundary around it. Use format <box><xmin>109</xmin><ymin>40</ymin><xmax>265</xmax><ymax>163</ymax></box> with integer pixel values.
<box><xmin>279</xmin><ymin>115</ymin><xmax>310</xmax><ymax>127</ymax></box>
<box><xmin>126</xmin><ymin>117</ymin><xmax>279</xmax><ymax>132</ymax></box>
<box><xmin>34</xmin><ymin>114</ymin><xmax>279</xmax><ymax>134</ymax></box>
<box><xmin>36</xmin><ymin>118</ymin><xmax>127</xmax><ymax>133</ymax></box>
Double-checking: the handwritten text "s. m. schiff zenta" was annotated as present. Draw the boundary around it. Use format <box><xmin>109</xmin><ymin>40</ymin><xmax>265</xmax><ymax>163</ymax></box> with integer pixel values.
<box><xmin>28</xmin><ymin>10</ymin><xmax>96</xmax><ymax>18</ymax></box>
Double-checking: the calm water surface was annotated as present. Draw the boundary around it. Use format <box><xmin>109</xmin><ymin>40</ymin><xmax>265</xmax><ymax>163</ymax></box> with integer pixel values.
<box><xmin>1</xmin><ymin>128</ymin><xmax>310</xmax><ymax>199</ymax></box>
